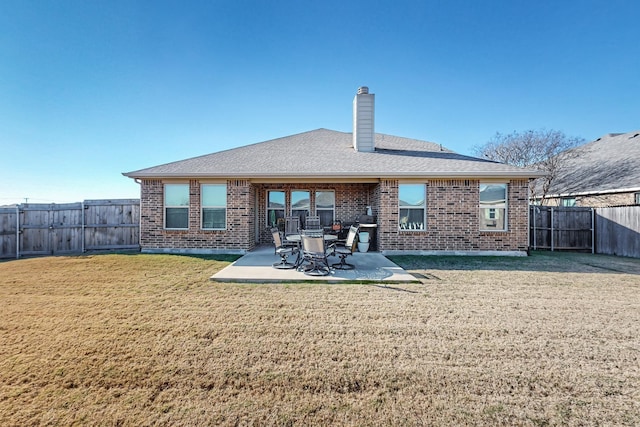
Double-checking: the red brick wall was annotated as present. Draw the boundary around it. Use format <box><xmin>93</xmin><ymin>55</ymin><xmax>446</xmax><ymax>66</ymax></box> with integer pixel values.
<box><xmin>140</xmin><ymin>178</ymin><xmax>530</xmax><ymax>253</ymax></box>
<box><xmin>377</xmin><ymin>179</ymin><xmax>530</xmax><ymax>253</ymax></box>
<box><xmin>139</xmin><ymin>179</ymin><xmax>254</xmax><ymax>252</ymax></box>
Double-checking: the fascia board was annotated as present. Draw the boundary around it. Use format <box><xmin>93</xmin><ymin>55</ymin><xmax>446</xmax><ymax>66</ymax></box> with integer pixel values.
<box><xmin>124</xmin><ymin>170</ymin><xmax>544</xmax><ymax>181</ymax></box>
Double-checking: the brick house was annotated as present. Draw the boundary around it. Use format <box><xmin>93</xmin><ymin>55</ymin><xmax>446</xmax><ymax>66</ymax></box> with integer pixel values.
<box><xmin>531</xmin><ymin>130</ymin><xmax>640</xmax><ymax>207</ymax></box>
<box><xmin>124</xmin><ymin>87</ymin><xmax>543</xmax><ymax>255</ymax></box>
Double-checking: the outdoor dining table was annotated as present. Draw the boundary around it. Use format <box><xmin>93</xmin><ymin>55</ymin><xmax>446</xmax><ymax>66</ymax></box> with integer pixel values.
<box><xmin>285</xmin><ymin>234</ymin><xmax>338</xmax><ymax>244</ymax></box>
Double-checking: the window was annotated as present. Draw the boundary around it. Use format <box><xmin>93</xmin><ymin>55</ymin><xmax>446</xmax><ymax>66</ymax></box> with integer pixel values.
<box><xmin>399</xmin><ymin>184</ymin><xmax>426</xmax><ymax>230</ymax></box>
<box><xmin>561</xmin><ymin>197</ymin><xmax>576</xmax><ymax>207</ymax></box>
<box><xmin>291</xmin><ymin>190</ymin><xmax>310</xmax><ymax>227</ymax></box>
<box><xmin>635</xmin><ymin>192</ymin><xmax>640</xmax><ymax>205</ymax></box>
<box><xmin>316</xmin><ymin>191</ymin><xmax>335</xmax><ymax>227</ymax></box>
<box><xmin>201</xmin><ymin>184</ymin><xmax>226</xmax><ymax>229</ymax></box>
<box><xmin>267</xmin><ymin>191</ymin><xmax>285</xmax><ymax>227</ymax></box>
<box><xmin>165</xmin><ymin>184</ymin><xmax>189</xmax><ymax>229</ymax></box>
<box><xmin>480</xmin><ymin>183</ymin><xmax>507</xmax><ymax>231</ymax></box>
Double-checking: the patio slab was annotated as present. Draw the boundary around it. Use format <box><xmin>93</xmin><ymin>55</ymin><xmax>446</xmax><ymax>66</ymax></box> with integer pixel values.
<box><xmin>211</xmin><ymin>245</ymin><xmax>419</xmax><ymax>284</ymax></box>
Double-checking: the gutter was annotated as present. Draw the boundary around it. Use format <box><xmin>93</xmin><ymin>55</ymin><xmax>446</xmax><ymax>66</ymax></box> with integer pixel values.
<box><xmin>122</xmin><ymin>171</ymin><xmax>545</xmax><ymax>181</ymax></box>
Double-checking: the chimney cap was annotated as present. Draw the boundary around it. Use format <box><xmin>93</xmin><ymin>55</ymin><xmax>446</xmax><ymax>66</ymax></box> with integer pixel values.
<box><xmin>357</xmin><ymin>86</ymin><xmax>369</xmax><ymax>95</ymax></box>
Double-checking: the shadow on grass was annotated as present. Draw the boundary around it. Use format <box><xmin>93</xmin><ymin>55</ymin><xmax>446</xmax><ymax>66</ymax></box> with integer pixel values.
<box><xmin>388</xmin><ymin>251</ymin><xmax>640</xmax><ymax>275</ymax></box>
<box><xmin>366</xmin><ymin>284</ymin><xmax>420</xmax><ymax>293</ymax></box>
<box><xmin>76</xmin><ymin>250</ymin><xmax>242</xmax><ymax>264</ymax></box>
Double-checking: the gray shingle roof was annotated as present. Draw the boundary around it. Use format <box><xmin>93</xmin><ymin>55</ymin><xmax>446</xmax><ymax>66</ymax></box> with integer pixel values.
<box><xmin>124</xmin><ymin>128</ymin><xmax>543</xmax><ymax>180</ymax></box>
<box><xmin>545</xmin><ymin>130</ymin><xmax>640</xmax><ymax>196</ymax></box>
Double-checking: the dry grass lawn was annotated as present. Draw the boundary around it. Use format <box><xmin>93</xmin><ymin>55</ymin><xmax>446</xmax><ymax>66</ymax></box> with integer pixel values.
<box><xmin>1</xmin><ymin>251</ymin><xmax>639</xmax><ymax>426</ymax></box>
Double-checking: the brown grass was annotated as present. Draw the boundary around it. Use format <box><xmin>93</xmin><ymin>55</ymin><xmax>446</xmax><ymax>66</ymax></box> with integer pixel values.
<box><xmin>1</xmin><ymin>252</ymin><xmax>639</xmax><ymax>426</ymax></box>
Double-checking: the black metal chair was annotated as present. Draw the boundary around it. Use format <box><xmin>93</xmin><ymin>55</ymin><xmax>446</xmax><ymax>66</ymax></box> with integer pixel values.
<box><xmin>271</xmin><ymin>227</ymin><xmax>297</xmax><ymax>269</ymax></box>
<box><xmin>299</xmin><ymin>229</ymin><xmax>331</xmax><ymax>276</ymax></box>
<box><xmin>330</xmin><ymin>225</ymin><xmax>359</xmax><ymax>270</ymax></box>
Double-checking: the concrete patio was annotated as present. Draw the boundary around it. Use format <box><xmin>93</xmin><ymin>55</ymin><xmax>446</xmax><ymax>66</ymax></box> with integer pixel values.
<box><xmin>211</xmin><ymin>245</ymin><xmax>419</xmax><ymax>284</ymax></box>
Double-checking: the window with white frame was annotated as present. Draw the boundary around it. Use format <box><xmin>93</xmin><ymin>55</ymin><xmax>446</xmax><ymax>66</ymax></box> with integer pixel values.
<box><xmin>267</xmin><ymin>191</ymin><xmax>285</xmax><ymax>228</ymax></box>
<box><xmin>201</xmin><ymin>184</ymin><xmax>227</xmax><ymax>230</ymax></box>
<box><xmin>399</xmin><ymin>184</ymin><xmax>426</xmax><ymax>230</ymax></box>
<box><xmin>561</xmin><ymin>197</ymin><xmax>576</xmax><ymax>207</ymax></box>
<box><xmin>165</xmin><ymin>183</ymin><xmax>189</xmax><ymax>229</ymax></box>
<box><xmin>315</xmin><ymin>190</ymin><xmax>335</xmax><ymax>227</ymax></box>
<box><xmin>479</xmin><ymin>183</ymin><xmax>507</xmax><ymax>231</ymax></box>
<box><xmin>635</xmin><ymin>192</ymin><xmax>640</xmax><ymax>205</ymax></box>
<box><xmin>291</xmin><ymin>190</ymin><xmax>310</xmax><ymax>227</ymax></box>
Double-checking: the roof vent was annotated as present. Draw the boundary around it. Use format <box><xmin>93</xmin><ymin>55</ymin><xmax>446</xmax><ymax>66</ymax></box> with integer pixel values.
<box><xmin>357</xmin><ymin>86</ymin><xmax>369</xmax><ymax>95</ymax></box>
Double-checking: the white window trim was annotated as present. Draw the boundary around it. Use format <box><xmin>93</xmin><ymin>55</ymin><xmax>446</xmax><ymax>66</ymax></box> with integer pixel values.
<box><xmin>201</xmin><ymin>184</ymin><xmax>227</xmax><ymax>230</ymax></box>
<box><xmin>479</xmin><ymin>182</ymin><xmax>508</xmax><ymax>232</ymax></box>
<box><xmin>399</xmin><ymin>184</ymin><xmax>426</xmax><ymax>231</ymax></box>
<box><xmin>164</xmin><ymin>183</ymin><xmax>189</xmax><ymax>230</ymax></box>
<box><xmin>266</xmin><ymin>190</ymin><xmax>286</xmax><ymax>227</ymax></box>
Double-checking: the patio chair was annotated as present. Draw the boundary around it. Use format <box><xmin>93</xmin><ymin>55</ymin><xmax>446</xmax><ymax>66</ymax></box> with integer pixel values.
<box><xmin>329</xmin><ymin>225</ymin><xmax>358</xmax><ymax>270</ymax></box>
<box><xmin>283</xmin><ymin>216</ymin><xmax>300</xmax><ymax>249</ymax></box>
<box><xmin>299</xmin><ymin>229</ymin><xmax>331</xmax><ymax>276</ymax></box>
<box><xmin>305</xmin><ymin>215</ymin><xmax>321</xmax><ymax>231</ymax></box>
<box><xmin>271</xmin><ymin>227</ymin><xmax>297</xmax><ymax>269</ymax></box>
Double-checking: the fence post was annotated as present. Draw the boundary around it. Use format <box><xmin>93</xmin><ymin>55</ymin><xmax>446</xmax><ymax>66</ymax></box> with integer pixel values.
<box><xmin>532</xmin><ymin>206</ymin><xmax>537</xmax><ymax>250</ymax></box>
<box><xmin>591</xmin><ymin>208</ymin><xmax>595</xmax><ymax>254</ymax></box>
<box><xmin>15</xmin><ymin>205</ymin><xmax>20</xmax><ymax>259</ymax></box>
<box><xmin>550</xmin><ymin>207</ymin><xmax>554</xmax><ymax>252</ymax></box>
<box><xmin>81</xmin><ymin>201</ymin><xmax>85</xmax><ymax>253</ymax></box>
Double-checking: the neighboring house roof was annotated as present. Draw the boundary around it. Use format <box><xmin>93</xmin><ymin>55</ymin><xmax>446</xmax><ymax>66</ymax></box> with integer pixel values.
<box><xmin>124</xmin><ymin>128</ymin><xmax>543</xmax><ymax>181</ymax></box>
<box><xmin>543</xmin><ymin>130</ymin><xmax>640</xmax><ymax>197</ymax></box>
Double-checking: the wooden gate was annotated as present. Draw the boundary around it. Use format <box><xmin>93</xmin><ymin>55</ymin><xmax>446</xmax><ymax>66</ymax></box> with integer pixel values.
<box><xmin>530</xmin><ymin>206</ymin><xmax>594</xmax><ymax>252</ymax></box>
<box><xmin>19</xmin><ymin>203</ymin><xmax>84</xmax><ymax>257</ymax></box>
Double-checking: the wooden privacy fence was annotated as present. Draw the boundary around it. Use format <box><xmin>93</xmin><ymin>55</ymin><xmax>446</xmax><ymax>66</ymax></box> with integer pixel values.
<box><xmin>0</xmin><ymin>199</ymin><xmax>140</xmax><ymax>259</ymax></box>
<box><xmin>596</xmin><ymin>206</ymin><xmax>640</xmax><ymax>258</ymax></box>
<box><xmin>530</xmin><ymin>206</ymin><xmax>594</xmax><ymax>252</ymax></box>
<box><xmin>530</xmin><ymin>205</ymin><xmax>640</xmax><ymax>258</ymax></box>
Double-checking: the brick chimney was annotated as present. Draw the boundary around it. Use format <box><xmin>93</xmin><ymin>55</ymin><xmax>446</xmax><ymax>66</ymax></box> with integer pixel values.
<box><xmin>353</xmin><ymin>86</ymin><xmax>375</xmax><ymax>152</ymax></box>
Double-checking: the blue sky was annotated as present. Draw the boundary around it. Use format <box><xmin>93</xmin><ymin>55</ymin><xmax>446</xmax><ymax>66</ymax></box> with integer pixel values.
<box><xmin>1</xmin><ymin>0</ymin><xmax>638</xmax><ymax>205</ymax></box>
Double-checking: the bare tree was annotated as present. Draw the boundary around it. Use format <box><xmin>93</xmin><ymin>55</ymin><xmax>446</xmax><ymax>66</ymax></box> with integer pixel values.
<box><xmin>473</xmin><ymin>129</ymin><xmax>584</xmax><ymax>204</ymax></box>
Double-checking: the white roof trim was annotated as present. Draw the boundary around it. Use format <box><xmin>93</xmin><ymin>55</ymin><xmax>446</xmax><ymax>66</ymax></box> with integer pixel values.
<box><xmin>533</xmin><ymin>186</ymin><xmax>640</xmax><ymax>199</ymax></box>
